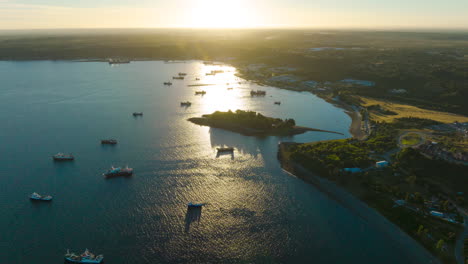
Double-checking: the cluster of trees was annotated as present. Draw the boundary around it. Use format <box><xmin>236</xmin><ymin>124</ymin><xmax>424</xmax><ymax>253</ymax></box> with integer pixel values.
<box><xmin>205</xmin><ymin>110</ymin><xmax>296</xmax><ymax>130</ymax></box>
<box><xmin>288</xmin><ymin>122</ymin><xmax>398</xmax><ymax>176</ymax></box>
<box><xmin>290</xmin><ymin>139</ymin><xmax>372</xmax><ymax>176</ymax></box>
<box><xmin>391</xmin><ymin>117</ymin><xmax>442</xmax><ymax>129</ymax></box>
<box><xmin>395</xmin><ymin>148</ymin><xmax>468</xmax><ymax>205</ymax></box>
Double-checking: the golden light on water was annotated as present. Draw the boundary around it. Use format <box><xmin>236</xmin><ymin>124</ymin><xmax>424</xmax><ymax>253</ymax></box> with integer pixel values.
<box><xmin>196</xmin><ymin>64</ymin><xmax>247</xmax><ymax>114</ymax></box>
<box><xmin>189</xmin><ymin>0</ymin><xmax>254</xmax><ymax>28</ymax></box>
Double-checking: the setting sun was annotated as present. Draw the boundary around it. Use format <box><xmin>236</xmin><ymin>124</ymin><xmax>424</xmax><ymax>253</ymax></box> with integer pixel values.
<box><xmin>188</xmin><ymin>0</ymin><xmax>255</xmax><ymax>28</ymax></box>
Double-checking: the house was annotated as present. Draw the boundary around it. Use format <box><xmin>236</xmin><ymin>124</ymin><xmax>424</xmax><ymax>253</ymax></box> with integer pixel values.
<box><xmin>430</xmin><ymin>211</ymin><xmax>444</xmax><ymax>218</ymax></box>
<box><xmin>376</xmin><ymin>160</ymin><xmax>389</xmax><ymax>168</ymax></box>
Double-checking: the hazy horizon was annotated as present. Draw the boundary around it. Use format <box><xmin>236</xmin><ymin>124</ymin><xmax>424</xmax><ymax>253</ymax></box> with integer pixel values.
<box><xmin>1</xmin><ymin>0</ymin><xmax>468</xmax><ymax>30</ymax></box>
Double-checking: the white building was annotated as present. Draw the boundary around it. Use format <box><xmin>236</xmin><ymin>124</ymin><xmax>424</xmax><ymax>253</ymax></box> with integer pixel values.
<box><xmin>376</xmin><ymin>160</ymin><xmax>389</xmax><ymax>168</ymax></box>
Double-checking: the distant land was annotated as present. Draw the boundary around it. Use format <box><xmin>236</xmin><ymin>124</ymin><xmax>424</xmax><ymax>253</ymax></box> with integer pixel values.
<box><xmin>1</xmin><ymin>29</ymin><xmax>467</xmax><ymax>116</ymax></box>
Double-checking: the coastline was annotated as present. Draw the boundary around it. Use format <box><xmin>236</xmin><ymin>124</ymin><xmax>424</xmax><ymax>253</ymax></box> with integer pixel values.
<box><xmin>277</xmin><ymin>143</ymin><xmax>441</xmax><ymax>264</ymax></box>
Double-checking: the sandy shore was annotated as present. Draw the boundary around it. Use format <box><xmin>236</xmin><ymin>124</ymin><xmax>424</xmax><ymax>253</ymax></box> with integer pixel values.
<box><xmin>322</xmin><ymin>97</ymin><xmax>366</xmax><ymax>139</ymax></box>
<box><xmin>345</xmin><ymin>109</ymin><xmax>366</xmax><ymax>139</ymax></box>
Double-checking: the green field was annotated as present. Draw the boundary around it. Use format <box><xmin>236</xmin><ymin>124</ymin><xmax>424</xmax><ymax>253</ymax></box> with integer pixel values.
<box><xmin>401</xmin><ymin>133</ymin><xmax>424</xmax><ymax>147</ymax></box>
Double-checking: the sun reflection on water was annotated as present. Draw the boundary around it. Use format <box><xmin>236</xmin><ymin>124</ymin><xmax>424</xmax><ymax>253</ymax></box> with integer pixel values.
<box><xmin>194</xmin><ymin>64</ymin><xmax>248</xmax><ymax>114</ymax></box>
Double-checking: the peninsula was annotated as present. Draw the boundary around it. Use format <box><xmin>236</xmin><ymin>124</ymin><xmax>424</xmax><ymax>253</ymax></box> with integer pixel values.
<box><xmin>188</xmin><ymin>110</ymin><xmax>343</xmax><ymax>136</ymax></box>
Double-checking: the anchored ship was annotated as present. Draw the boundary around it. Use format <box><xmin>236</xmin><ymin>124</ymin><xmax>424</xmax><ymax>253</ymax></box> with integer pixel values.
<box><xmin>187</xmin><ymin>202</ymin><xmax>204</xmax><ymax>208</ymax></box>
<box><xmin>217</xmin><ymin>147</ymin><xmax>234</xmax><ymax>153</ymax></box>
<box><xmin>173</xmin><ymin>76</ymin><xmax>184</xmax><ymax>80</ymax></box>
<box><xmin>163</xmin><ymin>82</ymin><xmax>173</xmax><ymax>85</ymax></box>
<box><xmin>195</xmin><ymin>91</ymin><xmax>206</xmax><ymax>95</ymax></box>
<box><xmin>133</xmin><ymin>112</ymin><xmax>143</xmax><ymax>116</ymax></box>
<box><xmin>250</xmin><ymin>90</ymin><xmax>266</xmax><ymax>96</ymax></box>
<box><xmin>101</xmin><ymin>139</ymin><xmax>117</xmax><ymax>145</ymax></box>
<box><xmin>53</xmin><ymin>153</ymin><xmax>74</xmax><ymax>161</ymax></box>
<box><xmin>180</xmin><ymin>101</ymin><xmax>192</xmax><ymax>106</ymax></box>
<box><xmin>30</xmin><ymin>192</ymin><xmax>52</xmax><ymax>201</ymax></box>
<box><xmin>103</xmin><ymin>166</ymin><xmax>133</xmax><ymax>178</ymax></box>
<box><xmin>65</xmin><ymin>249</ymin><xmax>104</xmax><ymax>264</ymax></box>
<box><xmin>108</xmin><ymin>58</ymin><xmax>130</xmax><ymax>65</ymax></box>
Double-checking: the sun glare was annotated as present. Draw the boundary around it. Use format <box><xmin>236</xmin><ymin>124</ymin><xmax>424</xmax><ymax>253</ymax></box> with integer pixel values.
<box><xmin>189</xmin><ymin>0</ymin><xmax>254</xmax><ymax>28</ymax></box>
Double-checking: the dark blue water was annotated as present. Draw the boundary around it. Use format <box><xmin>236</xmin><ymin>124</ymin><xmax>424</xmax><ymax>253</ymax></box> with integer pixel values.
<box><xmin>0</xmin><ymin>61</ymin><xmax>432</xmax><ymax>263</ymax></box>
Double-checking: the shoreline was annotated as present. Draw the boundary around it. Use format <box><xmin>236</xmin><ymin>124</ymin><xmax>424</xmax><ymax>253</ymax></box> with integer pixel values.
<box><xmin>277</xmin><ymin>143</ymin><xmax>441</xmax><ymax>264</ymax></box>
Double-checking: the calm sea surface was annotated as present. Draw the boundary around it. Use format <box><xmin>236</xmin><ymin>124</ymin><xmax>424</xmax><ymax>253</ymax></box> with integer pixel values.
<box><xmin>0</xmin><ymin>61</ymin><xmax>430</xmax><ymax>263</ymax></box>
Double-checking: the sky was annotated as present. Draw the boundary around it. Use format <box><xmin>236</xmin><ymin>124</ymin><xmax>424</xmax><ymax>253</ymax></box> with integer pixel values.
<box><xmin>1</xmin><ymin>0</ymin><xmax>468</xmax><ymax>30</ymax></box>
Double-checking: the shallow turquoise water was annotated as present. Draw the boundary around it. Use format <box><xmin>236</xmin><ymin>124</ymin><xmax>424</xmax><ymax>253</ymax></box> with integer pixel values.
<box><xmin>0</xmin><ymin>61</ymin><xmax>430</xmax><ymax>263</ymax></box>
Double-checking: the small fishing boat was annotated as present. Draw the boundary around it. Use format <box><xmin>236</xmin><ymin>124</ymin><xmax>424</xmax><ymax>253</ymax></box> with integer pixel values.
<box><xmin>173</xmin><ymin>76</ymin><xmax>184</xmax><ymax>80</ymax></box>
<box><xmin>187</xmin><ymin>202</ymin><xmax>204</xmax><ymax>208</ymax></box>
<box><xmin>53</xmin><ymin>153</ymin><xmax>74</xmax><ymax>161</ymax></box>
<box><xmin>65</xmin><ymin>249</ymin><xmax>104</xmax><ymax>264</ymax></box>
<box><xmin>217</xmin><ymin>147</ymin><xmax>234</xmax><ymax>152</ymax></box>
<box><xmin>163</xmin><ymin>82</ymin><xmax>173</xmax><ymax>85</ymax></box>
<box><xmin>101</xmin><ymin>139</ymin><xmax>117</xmax><ymax>145</ymax></box>
<box><xmin>195</xmin><ymin>78</ymin><xmax>200</xmax><ymax>81</ymax></box>
<box><xmin>195</xmin><ymin>91</ymin><xmax>206</xmax><ymax>95</ymax></box>
<box><xmin>103</xmin><ymin>166</ymin><xmax>133</xmax><ymax>178</ymax></box>
<box><xmin>30</xmin><ymin>192</ymin><xmax>52</xmax><ymax>201</ymax></box>
<box><xmin>133</xmin><ymin>112</ymin><xmax>143</xmax><ymax>116</ymax></box>
<box><xmin>274</xmin><ymin>101</ymin><xmax>281</xmax><ymax>105</ymax></box>
<box><xmin>178</xmin><ymin>73</ymin><xmax>187</xmax><ymax>76</ymax></box>
<box><xmin>205</xmin><ymin>73</ymin><xmax>215</xmax><ymax>76</ymax></box>
<box><xmin>227</xmin><ymin>87</ymin><xmax>233</xmax><ymax>90</ymax></box>
<box><xmin>180</xmin><ymin>101</ymin><xmax>192</xmax><ymax>106</ymax></box>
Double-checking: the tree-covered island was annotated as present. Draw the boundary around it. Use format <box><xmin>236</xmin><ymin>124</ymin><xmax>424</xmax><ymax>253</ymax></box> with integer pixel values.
<box><xmin>188</xmin><ymin>110</ymin><xmax>343</xmax><ymax>136</ymax></box>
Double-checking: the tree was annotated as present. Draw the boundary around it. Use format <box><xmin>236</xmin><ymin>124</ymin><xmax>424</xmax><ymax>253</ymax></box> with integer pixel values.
<box><xmin>417</xmin><ymin>225</ymin><xmax>424</xmax><ymax>235</ymax></box>
<box><xmin>436</xmin><ymin>239</ymin><xmax>445</xmax><ymax>251</ymax></box>
<box><xmin>406</xmin><ymin>175</ymin><xmax>417</xmax><ymax>185</ymax></box>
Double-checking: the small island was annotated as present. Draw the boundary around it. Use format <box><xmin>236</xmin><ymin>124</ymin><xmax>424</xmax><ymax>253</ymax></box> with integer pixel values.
<box><xmin>188</xmin><ymin>110</ymin><xmax>343</xmax><ymax>136</ymax></box>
